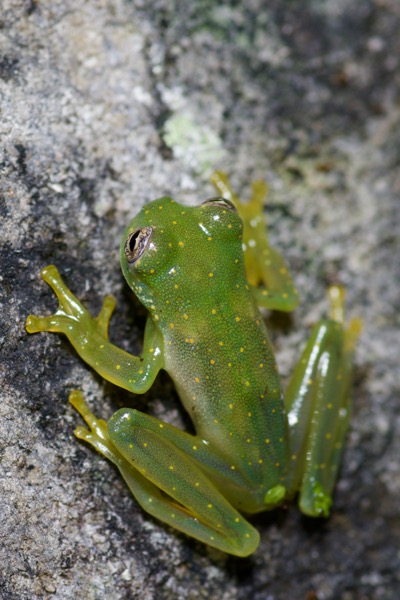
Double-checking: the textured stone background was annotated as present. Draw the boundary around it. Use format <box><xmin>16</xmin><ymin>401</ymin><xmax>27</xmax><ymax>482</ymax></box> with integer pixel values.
<box><xmin>1</xmin><ymin>1</ymin><xmax>399</xmax><ymax>599</ymax></box>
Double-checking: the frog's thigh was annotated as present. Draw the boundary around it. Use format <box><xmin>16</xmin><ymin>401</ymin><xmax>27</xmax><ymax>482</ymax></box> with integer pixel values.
<box><xmin>108</xmin><ymin>408</ymin><xmax>259</xmax><ymax>556</ymax></box>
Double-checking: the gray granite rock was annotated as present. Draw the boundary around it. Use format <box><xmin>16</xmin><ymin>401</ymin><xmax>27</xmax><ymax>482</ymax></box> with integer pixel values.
<box><xmin>1</xmin><ymin>1</ymin><xmax>399</xmax><ymax>598</ymax></box>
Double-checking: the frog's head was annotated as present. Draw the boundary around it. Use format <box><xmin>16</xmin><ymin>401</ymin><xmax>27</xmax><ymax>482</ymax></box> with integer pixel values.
<box><xmin>120</xmin><ymin>196</ymin><xmax>246</xmax><ymax>310</ymax></box>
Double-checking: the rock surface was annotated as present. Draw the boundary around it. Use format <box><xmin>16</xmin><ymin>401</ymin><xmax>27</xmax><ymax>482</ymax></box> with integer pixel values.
<box><xmin>1</xmin><ymin>1</ymin><xmax>399</xmax><ymax>598</ymax></box>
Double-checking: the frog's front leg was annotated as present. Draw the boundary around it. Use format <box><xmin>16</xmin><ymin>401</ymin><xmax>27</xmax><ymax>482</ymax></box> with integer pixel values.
<box><xmin>285</xmin><ymin>286</ymin><xmax>362</xmax><ymax>516</ymax></box>
<box><xmin>211</xmin><ymin>171</ymin><xmax>299</xmax><ymax>312</ymax></box>
<box><xmin>69</xmin><ymin>390</ymin><xmax>259</xmax><ymax>557</ymax></box>
<box><xmin>26</xmin><ymin>266</ymin><xmax>163</xmax><ymax>392</ymax></box>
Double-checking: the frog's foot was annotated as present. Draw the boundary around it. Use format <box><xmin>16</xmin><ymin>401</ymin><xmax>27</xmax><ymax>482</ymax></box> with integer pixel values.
<box><xmin>25</xmin><ymin>265</ymin><xmax>116</xmax><ymax>339</ymax></box>
<box><xmin>69</xmin><ymin>390</ymin><xmax>125</xmax><ymax>468</ymax></box>
<box><xmin>211</xmin><ymin>171</ymin><xmax>299</xmax><ymax>312</ymax></box>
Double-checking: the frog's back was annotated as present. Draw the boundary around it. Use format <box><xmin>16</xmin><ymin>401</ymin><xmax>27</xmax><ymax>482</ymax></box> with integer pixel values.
<box><xmin>162</xmin><ymin>279</ymin><xmax>285</xmax><ymax>447</ymax></box>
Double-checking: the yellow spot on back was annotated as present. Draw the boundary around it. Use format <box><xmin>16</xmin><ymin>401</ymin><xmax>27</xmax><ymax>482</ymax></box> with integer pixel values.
<box><xmin>178</xmin><ymin>241</ymin><xmax>184</xmax><ymax>247</ymax></box>
<box><xmin>195</xmin><ymin>377</ymin><xmax>200</xmax><ymax>383</ymax></box>
<box><xmin>210</xmin><ymin>359</ymin><xmax>215</xmax><ymax>365</ymax></box>
<box><xmin>116</xmin><ymin>364</ymin><xmax>121</xmax><ymax>370</ymax></box>
<box><xmin>211</xmin><ymin>308</ymin><xmax>217</xmax><ymax>314</ymax></box>
<box><xmin>169</xmin><ymin>323</ymin><xmax>175</xmax><ymax>329</ymax></box>
<box><xmin>208</xmin><ymin>272</ymin><xmax>214</xmax><ymax>278</ymax></box>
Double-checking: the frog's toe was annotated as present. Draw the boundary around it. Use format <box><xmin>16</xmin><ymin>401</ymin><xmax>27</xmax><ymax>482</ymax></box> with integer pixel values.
<box><xmin>40</xmin><ymin>264</ymin><xmax>61</xmax><ymax>283</ymax></box>
<box><xmin>96</xmin><ymin>295</ymin><xmax>117</xmax><ymax>337</ymax></box>
<box><xmin>300</xmin><ymin>483</ymin><xmax>332</xmax><ymax>518</ymax></box>
<box><xmin>26</xmin><ymin>314</ymin><xmax>52</xmax><ymax>333</ymax></box>
<box><xmin>26</xmin><ymin>311</ymin><xmax>77</xmax><ymax>335</ymax></box>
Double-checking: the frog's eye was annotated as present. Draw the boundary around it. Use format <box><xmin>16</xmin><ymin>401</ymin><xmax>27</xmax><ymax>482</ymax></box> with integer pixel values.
<box><xmin>201</xmin><ymin>197</ymin><xmax>237</xmax><ymax>213</ymax></box>
<box><xmin>124</xmin><ymin>227</ymin><xmax>153</xmax><ymax>266</ymax></box>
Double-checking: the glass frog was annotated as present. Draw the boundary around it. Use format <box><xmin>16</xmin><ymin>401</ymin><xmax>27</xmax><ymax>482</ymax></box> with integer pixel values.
<box><xmin>26</xmin><ymin>172</ymin><xmax>361</xmax><ymax>557</ymax></box>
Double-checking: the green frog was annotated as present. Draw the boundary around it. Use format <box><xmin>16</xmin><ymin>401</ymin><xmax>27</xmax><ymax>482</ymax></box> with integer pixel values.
<box><xmin>26</xmin><ymin>172</ymin><xmax>360</xmax><ymax>556</ymax></box>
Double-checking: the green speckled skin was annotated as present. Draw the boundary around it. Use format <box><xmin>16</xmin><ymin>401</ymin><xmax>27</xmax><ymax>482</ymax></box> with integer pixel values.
<box><xmin>26</xmin><ymin>177</ymin><xmax>360</xmax><ymax>557</ymax></box>
<box><xmin>120</xmin><ymin>198</ymin><xmax>287</xmax><ymax>507</ymax></box>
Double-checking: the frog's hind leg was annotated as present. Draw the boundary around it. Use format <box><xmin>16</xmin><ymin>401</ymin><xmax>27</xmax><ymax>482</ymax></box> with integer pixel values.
<box><xmin>69</xmin><ymin>390</ymin><xmax>259</xmax><ymax>557</ymax></box>
<box><xmin>284</xmin><ymin>286</ymin><xmax>362</xmax><ymax>516</ymax></box>
<box><xmin>211</xmin><ymin>171</ymin><xmax>299</xmax><ymax>312</ymax></box>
